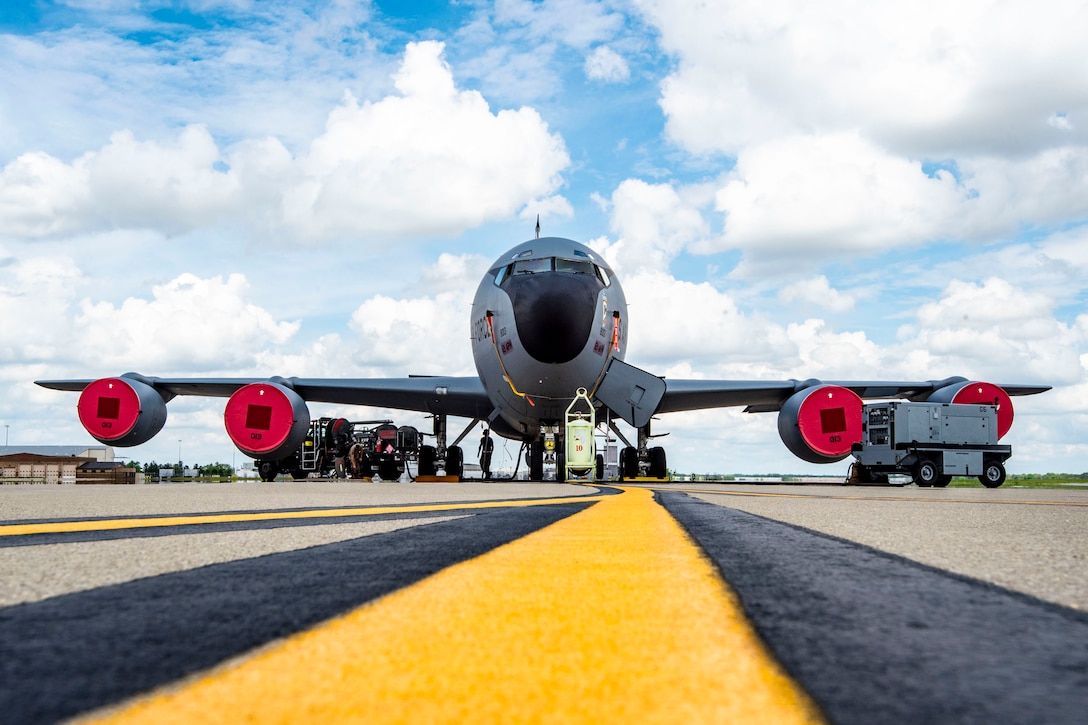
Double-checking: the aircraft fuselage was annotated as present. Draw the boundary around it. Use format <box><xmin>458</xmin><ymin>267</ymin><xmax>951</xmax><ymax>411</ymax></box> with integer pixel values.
<box><xmin>470</xmin><ymin>238</ymin><xmax>628</xmax><ymax>439</ymax></box>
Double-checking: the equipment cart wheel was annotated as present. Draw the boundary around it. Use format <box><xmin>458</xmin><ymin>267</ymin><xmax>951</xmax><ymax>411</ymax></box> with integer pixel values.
<box><xmin>979</xmin><ymin>460</ymin><xmax>1007</xmax><ymax>488</ymax></box>
<box><xmin>914</xmin><ymin>458</ymin><xmax>939</xmax><ymax>487</ymax></box>
<box><xmin>257</xmin><ymin>460</ymin><xmax>279</xmax><ymax>482</ymax></box>
<box><xmin>378</xmin><ymin>460</ymin><xmax>400</xmax><ymax>481</ymax></box>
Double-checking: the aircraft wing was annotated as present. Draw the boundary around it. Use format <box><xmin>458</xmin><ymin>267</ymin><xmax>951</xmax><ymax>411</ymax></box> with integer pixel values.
<box><xmin>656</xmin><ymin>377</ymin><xmax>1052</xmax><ymax>415</ymax></box>
<box><xmin>35</xmin><ymin>376</ymin><xmax>494</xmax><ymax>420</ymax></box>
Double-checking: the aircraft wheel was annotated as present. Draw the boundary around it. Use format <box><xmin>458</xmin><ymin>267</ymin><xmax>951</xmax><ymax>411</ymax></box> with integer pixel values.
<box><xmin>529</xmin><ymin>442</ymin><xmax>544</xmax><ymax>481</ymax></box>
<box><xmin>620</xmin><ymin>446</ymin><xmax>638</xmax><ymax>480</ymax></box>
<box><xmin>418</xmin><ymin>445</ymin><xmax>437</xmax><ymax>477</ymax></box>
<box><xmin>979</xmin><ymin>460</ymin><xmax>1006</xmax><ymax>488</ymax></box>
<box><xmin>446</xmin><ymin>446</ymin><xmax>464</xmax><ymax>478</ymax></box>
<box><xmin>649</xmin><ymin>446</ymin><xmax>667</xmax><ymax>479</ymax></box>
<box><xmin>914</xmin><ymin>458</ymin><xmax>939</xmax><ymax>487</ymax></box>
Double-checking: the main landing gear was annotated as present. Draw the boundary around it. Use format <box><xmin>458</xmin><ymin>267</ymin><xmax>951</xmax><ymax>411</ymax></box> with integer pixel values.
<box><xmin>614</xmin><ymin>419</ymin><xmax>667</xmax><ymax>480</ymax></box>
<box><xmin>417</xmin><ymin>414</ymin><xmax>465</xmax><ymax>478</ymax></box>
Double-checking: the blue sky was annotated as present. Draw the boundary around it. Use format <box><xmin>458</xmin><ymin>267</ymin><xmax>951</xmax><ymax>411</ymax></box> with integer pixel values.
<box><xmin>2</xmin><ymin>0</ymin><xmax>1087</xmax><ymax>474</ymax></box>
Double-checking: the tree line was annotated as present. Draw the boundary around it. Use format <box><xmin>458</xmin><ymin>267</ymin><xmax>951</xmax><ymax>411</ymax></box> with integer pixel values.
<box><xmin>125</xmin><ymin>461</ymin><xmax>234</xmax><ymax>478</ymax></box>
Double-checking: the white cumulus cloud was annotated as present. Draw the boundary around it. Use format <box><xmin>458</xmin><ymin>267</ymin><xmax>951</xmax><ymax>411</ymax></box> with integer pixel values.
<box><xmin>585</xmin><ymin>46</ymin><xmax>630</xmax><ymax>83</ymax></box>
<box><xmin>0</xmin><ymin>41</ymin><xmax>571</xmax><ymax>245</ymax></box>
<box><xmin>72</xmin><ymin>273</ymin><xmax>300</xmax><ymax>372</ymax></box>
<box><xmin>779</xmin><ymin>276</ymin><xmax>855</xmax><ymax>313</ymax></box>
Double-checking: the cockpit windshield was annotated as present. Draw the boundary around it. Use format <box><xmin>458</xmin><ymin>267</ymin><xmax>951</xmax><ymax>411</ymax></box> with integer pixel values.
<box><xmin>495</xmin><ymin>256</ymin><xmax>611</xmax><ymax>287</ymax></box>
<box><xmin>511</xmin><ymin>258</ymin><xmax>553</xmax><ymax>275</ymax></box>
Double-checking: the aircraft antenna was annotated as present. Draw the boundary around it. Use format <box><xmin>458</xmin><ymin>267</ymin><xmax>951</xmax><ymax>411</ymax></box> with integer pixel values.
<box><xmin>535</xmin><ymin>214</ymin><xmax>540</xmax><ymax>239</ymax></box>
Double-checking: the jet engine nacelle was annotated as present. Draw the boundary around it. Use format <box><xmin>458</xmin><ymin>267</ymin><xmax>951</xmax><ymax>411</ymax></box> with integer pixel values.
<box><xmin>778</xmin><ymin>384</ymin><xmax>863</xmax><ymax>464</ymax></box>
<box><xmin>77</xmin><ymin>376</ymin><xmax>169</xmax><ymax>447</ymax></box>
<box><xmin>926</xmin><ymin>380</ymin><xmax>1014</xmax><ymax>438</ymax></box>
<box><xmin>224</xmin><ymin>380</ymin><xmax>310</xmax><ymax>460</ymax></box>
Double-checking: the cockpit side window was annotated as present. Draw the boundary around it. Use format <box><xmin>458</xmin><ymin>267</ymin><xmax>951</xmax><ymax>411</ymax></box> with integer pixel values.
<box><xmin>493</xmin><ymin>265</ymin><xmax>510</xmax><ymax>286</ymax></box>
<box><xmin>554</xmin><ymin>258</ymin><xmax>595</xmax><ymax>275</ymax></box>
<box><xmin>594</xmin><ymin>265</ymin><xmax>611</xmax><ymax>287</ymax></box>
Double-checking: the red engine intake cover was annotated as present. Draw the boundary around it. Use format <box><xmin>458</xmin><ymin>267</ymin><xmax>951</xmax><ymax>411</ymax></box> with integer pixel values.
<box><xmin>778</xmin><ymin>385</ymin><xmax>863</xmax><ymax>464</ymax></box>
<box><xmin>78</xmin><ymin>378</ymin><xmax>140</xmax><ymax>441</ymax></box>
<box><xmin>77</xmin><ymin>377</ymin><xmax>167</xmax><ymax>447</ymax></box>
<box><xmin>927</xmin><ymin>381</ymin><xmax>1014</xmax><ymax>439</ymax></box>
<box><xmin>223</xmin><ymin>382</ymin><xmax>310</xmax><ymax>459</ymax></box>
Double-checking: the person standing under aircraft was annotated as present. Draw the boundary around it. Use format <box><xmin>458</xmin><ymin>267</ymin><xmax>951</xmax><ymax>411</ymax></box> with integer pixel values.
<box><xmin>478</xmin><ymin>428</ymin><xmax>494</xmax><ymax>480</ymax></box>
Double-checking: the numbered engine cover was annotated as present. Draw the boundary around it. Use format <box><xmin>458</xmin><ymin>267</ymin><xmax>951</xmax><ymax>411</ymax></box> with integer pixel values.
<box><xmin>778</xmin><ymin>384</ymin><xmax>863</xmax><ymax>463</ymax></box>
<box><xmin>223</xmin><ymin>381</ymin><xmax>310</xmax><ymax>460</ymax></box>
<box><xmin>77</xmin><ymin>376</ymin><xmax>168</xmax><ymax>447</ymax></box>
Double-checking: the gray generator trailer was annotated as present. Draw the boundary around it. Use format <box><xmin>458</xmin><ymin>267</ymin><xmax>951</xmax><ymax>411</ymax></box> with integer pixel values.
<box><xmin>849</xmin><ymin>401</ymin><xmax>1011</xmax><ymax>488</ymax></box>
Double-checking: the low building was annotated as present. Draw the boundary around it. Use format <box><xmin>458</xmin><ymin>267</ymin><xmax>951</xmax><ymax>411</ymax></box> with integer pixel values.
<box><xmin>0</xmin><ymin>447</ymin><xmax>142</xmax><ymax>484</ymax></box>
<box><xmin>76</xmin><ymin>460</ymin><xmax>142</xmax><ymax>485</ymax></box>
<box><xmin>0</xmin><ymin>453</ymin><xmax>84</xmax><ymax>484</ymax></box>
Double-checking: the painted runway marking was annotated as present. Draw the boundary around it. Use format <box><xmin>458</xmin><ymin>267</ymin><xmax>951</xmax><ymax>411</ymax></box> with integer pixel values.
<box><xmin>88</xmin><ymin>487</ymin><xmax>823</xmax><ymax>724</ymax></box>
<box><xmin>0</xmin><ymin>494</ymin><xmax>609</xmax><ymax>538</ymax></box>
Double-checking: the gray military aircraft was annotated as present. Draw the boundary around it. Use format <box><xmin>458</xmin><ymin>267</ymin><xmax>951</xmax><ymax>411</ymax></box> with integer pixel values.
<box><xmin>37</xmin><ymin>236</ymin><xmax>1049</xmax><ymax>480</ymax></box>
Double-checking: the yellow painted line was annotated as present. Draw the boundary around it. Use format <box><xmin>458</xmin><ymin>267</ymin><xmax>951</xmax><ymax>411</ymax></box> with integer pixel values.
<box><xmin>661</xmin><ymin>487</ymin><xmax>1088</xmax><ymax>507</ymax></box>
<box><xmin>0</xmin><ymin>495</ymin><xmax>605</xmax><ymax>538</ymax></box>
<box><xmin>88</xmin><ymin>487</ymin><xmax>824</xmax><ymax>724</ymax></box>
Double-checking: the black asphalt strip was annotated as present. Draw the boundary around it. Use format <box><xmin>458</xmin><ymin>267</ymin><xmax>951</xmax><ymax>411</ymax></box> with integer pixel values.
<box><xmin>658</xmin><ymin>491</ymin><xmax>1088</xmax><ymax>725</ymax></box>
<box><xmin>0</xmin><ymin>501</ymin><xmax>591</xmax><ymax>725</ymax></box>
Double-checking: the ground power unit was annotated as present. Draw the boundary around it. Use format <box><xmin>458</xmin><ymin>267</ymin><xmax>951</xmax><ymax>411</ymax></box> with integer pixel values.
<box><xmin>849</xmin><ymin>401</ymin><xmax>1012</xmax><ymax>487</ymax></box>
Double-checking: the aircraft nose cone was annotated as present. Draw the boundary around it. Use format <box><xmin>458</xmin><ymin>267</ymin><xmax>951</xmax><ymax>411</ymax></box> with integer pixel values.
<box><xmin>508</xmin><ymin>273</ymin><xmax>600</xmax><ymax>364</ymax></box>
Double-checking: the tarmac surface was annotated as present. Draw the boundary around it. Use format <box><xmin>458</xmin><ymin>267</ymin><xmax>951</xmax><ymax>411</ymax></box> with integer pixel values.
<box><xmin>2</xmin><ymin>480</ymin><xmax>1087</xmax><ymax>723</ymax></box>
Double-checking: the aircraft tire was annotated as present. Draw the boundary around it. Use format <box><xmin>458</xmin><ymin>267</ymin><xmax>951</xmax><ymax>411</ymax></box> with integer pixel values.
<box><xmin>445</xmin><ymin>446</ymin><xmax>464</xmax><ymax>478</ymax></box>
<box><xmin>418</xmin><ymin>445</ymin><xmax>437</xmax><ymax>477</ymax></box>
<box><xmin>529</xmin><ymin>442</ymin><xmax>544</xmax><ymax>481</ymax></box>
<box><xmin>620</xmin><ymin>446</ymin><xmax>638</xmax><ymax>480</ymax></box>
<box><xmin>649</xmin><ymin>446</ymin><xmax>667</xmax><ymax>479</ymax></box>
